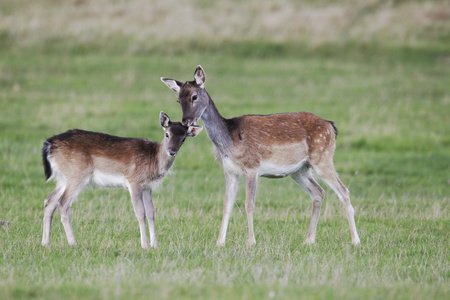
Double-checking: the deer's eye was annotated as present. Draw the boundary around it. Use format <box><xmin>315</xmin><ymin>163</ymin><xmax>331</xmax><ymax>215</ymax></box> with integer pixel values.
<box><xmin>192</xmin><ymin>94</ymin><xmax>198</xmax><ymax>102</ymax></box>
<box><xmin>165</xmin><ymin>133</ymin><xmax>169</xmax><ymax>138</ymax></box>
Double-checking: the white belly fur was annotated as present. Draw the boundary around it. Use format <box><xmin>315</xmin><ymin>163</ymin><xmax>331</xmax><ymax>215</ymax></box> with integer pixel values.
<box><xmin>91</xmin><ymin>169</ymin><xmax>130</xmax><ymax>189</ymax></box>
<box><xmin>258</xmin><ymin>159</ymin><xmax>307</xmax><ymax>178</ymax></box>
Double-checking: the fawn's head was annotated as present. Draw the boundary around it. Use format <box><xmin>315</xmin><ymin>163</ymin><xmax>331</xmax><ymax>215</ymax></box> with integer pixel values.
<box><xmin>161</xmin><ymin>66</ymin><xmax>209</xmax><ymax>127</ymax></box>
<box><xmin>159</xmin><ymin>111</ymin><xmax>202</xmax><ymax>157</ymax></box>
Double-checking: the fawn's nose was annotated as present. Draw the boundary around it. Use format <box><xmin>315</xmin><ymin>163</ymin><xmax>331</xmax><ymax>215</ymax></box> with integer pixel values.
<box><xmin>168</xmin><ymin>148</ymin><xmax>177</xmax><ymax>156</ymax></box>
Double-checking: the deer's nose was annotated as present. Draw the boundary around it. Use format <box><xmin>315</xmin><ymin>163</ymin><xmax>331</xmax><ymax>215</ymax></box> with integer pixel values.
<box><xmin>168</xmin><ymin>148</ymin><xmax>177</xmax><ymax>156</ymax></box>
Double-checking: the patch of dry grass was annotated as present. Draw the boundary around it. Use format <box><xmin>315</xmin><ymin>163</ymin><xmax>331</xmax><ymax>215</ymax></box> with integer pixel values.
<box><xmin>1</xmin><ymin>0</ymin><xmax>449</xmax><ymax>51</ymax></box>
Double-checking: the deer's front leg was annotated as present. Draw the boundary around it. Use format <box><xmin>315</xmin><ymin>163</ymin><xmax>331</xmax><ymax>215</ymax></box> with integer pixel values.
<box><xmin>245</xmin><ymin>170</ymin><xmax>258</xmax><ymax>246</ymax></box>
<box><xmin>217</xmin><ymin>172</ymin><xmax>240</xmax><ymax>246</ymax></box>
<box><xmin>129</xmin><ymin>186</ymin><xmax>150</xmax><ymax>249</ymax></box>
<box><xmin>143</xmin><ymin>189</ymin><xmax>158</xmax><ymax>248</ymax></box>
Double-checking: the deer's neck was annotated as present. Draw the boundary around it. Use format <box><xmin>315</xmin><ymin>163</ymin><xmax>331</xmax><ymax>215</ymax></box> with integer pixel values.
<box><xmin>156</xmin><ymin>141</ymin><xmax>176</xmax><ymax>174</ymax></box>
<box><xmin>201</xmin><ymin>97</ymin><xmax>234</xmax><ymax>153</ymax></box>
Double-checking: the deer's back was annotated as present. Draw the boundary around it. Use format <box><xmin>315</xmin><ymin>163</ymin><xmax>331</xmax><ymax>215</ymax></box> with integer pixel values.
<box><xmin>47</xmin><ymin>129</ymin><xmax>160</xmax><ymax>180</ymax></box>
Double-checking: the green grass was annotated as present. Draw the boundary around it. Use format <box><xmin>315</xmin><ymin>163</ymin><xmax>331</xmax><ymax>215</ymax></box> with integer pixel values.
<box><xmin>1</xmin><ymin>1</ymin><xmax>449</xmax><ymax>299</ymax></box>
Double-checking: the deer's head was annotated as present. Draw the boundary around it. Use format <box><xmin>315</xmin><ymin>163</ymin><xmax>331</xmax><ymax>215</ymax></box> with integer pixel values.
<box><xmin>161</xmin><ymin>66</ymin><xmax>209</xmax><ymax>127</ymax></box>
<box><xmin>159</xmin><ymin>111</ymin><xmax>202</xmax><ymax>157</ymax></box>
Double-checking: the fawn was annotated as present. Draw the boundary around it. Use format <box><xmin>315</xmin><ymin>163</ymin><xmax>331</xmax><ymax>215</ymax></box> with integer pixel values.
<box><xmin>41</xmin><ymin>112</ymin><xmax>202</xmax><ymax>248</ymax></box>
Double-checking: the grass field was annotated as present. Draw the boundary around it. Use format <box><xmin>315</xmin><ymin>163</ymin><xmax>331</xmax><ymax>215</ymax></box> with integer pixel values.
<box><xmin>1</xmin><ymin>1</ymin><xmax>449</xmax><ymax>299</ymax></box>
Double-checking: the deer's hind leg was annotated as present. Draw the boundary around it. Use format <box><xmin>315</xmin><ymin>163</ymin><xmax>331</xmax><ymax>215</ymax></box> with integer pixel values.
<box><xmin>57</xmin><ymin>179</ymin><xmax>87</xmax><ymax>246</ymax></box>
<box><xmin>290</xmin><ymin>163</ymin><xmax>325</xmax><ymax>244</ymax></box>
<box><xmin>312</xmin><ymin>159</ymin><xmax>360</xmax><ymax>245</ymax></box>
<box><xmin>42</xmin><ymin>186</ymin><xmax>64</xmax><ymax>246</ymax></box>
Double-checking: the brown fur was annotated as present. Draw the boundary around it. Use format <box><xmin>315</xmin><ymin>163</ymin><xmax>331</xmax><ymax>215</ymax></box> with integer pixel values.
<box><xmin>217</xmin><ymin>112</ymin><xmax>336</xmax><ymax>170</ymax></box>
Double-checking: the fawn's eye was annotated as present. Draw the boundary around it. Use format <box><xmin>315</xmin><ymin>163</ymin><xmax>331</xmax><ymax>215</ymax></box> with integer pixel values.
<box><xmin>192</xmin><ymin>94</ymin><xmax>198</xmax><ymax>102</ymax></box>
<box><xmin>165</xmin><ymin>133</ymin><xmax>169</xmax><ymax>138</ymax></box>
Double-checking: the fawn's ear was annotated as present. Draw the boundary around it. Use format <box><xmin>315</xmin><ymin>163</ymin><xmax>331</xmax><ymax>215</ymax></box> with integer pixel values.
<box><xmin>159</xmin><ymin>111</ymin><xmax>170</xmax><ymax>128</ymax></box>
<box><xmin>187</xmin><ymin>125</ymin><xmax>203</xmax><ymax>137</ymax></box>
<box><xmin>160</xmin><ymin>77</ymin><xmax>183</xmax><ymax>93</ymax></box>
<box><xmin>193</xmin><ymin>65</ymin><xmax>205</xmax><ymax>88</ymax></box>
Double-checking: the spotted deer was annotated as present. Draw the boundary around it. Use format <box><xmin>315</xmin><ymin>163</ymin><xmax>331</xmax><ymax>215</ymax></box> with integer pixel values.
<box><xmin>41</xmin><ymin>112</ymin><xmax>202</xmax><ymax>249</ymax></box>
<box><xmin>161</xmin><ymin>66</ymin><xmax>360</xmax><ymax>246</ymax></box>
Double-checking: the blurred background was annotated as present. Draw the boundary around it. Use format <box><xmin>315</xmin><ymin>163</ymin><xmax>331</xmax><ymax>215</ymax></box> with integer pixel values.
<box><xmin>1</xmin><ymin>0</ymin><xmax>449</xmax><ymax>53</ymax></box>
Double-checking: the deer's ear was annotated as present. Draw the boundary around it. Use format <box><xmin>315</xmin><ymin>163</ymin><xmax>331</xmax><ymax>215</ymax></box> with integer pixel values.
<box><xmin>161</xmin><ymin>77</ymin><xmax>182</xmax><ymax>93</ymax></box>
<box><xmin>193</xmin><ymin>65</ymin><xmax>205</xmax><ymax>88</ymax></box>
<box><xmin>187</xmin><ymin>125</ymin><xmax>203</xmax><ymax>137</ymax></box>
<box><xmin>159</xmin><ymin>111</ymin><xmax>170</xmax><ymax>128</ymax></box>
